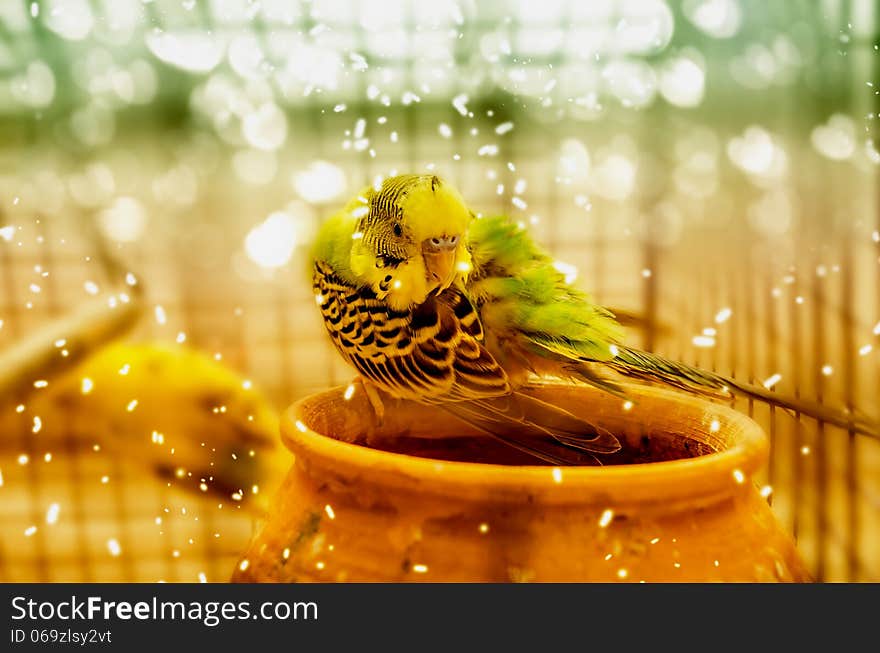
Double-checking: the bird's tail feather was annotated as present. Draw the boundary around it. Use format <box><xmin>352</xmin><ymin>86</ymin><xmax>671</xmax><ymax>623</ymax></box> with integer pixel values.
<box><xmin>440</xmin><ymin>391</ymin><xmax>621</xmax><ymax>465</ymax></box>
<box><xmin>611</xmin><ymin>346</ymin><xmax>880</xmax><ymax>439</ymax></box>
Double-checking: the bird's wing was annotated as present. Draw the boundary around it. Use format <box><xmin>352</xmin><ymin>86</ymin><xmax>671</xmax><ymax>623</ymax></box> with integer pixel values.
<box><xmin>455</xmin><ymin>392</ymin><xmax>620</xmax><ymax>454</ymax></box>
<box><xmin>314</xmin><ymin>261</ymin><xmax>620</xmax><ymax>458</ymax></box>
<box><xmin>313</xmin><ymin>260</ymin><xmax>509</xmax><ymax>402</ymax></box>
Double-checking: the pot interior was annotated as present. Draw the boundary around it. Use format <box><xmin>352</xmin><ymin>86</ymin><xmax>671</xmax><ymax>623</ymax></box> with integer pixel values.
<box><xmin>296</xmin><ymin>383</ymin><xmax>734</xmax><ymax>467</ymax></box>
<box><xmin>365</xmin><ymin>431</ymin><xmax>715</xmax><ymax>466</ymax></box>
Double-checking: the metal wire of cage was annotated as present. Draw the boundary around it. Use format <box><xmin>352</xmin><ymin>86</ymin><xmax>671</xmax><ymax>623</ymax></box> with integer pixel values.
<box><xmin>0</xmin><ymin>0</ymin><xmax>878</xmax><ymax>582</ymax></box>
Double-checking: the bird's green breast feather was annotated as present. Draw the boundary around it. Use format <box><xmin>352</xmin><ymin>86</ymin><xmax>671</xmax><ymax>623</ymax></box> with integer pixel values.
<box><xmin>466</xmin><ymin>215</ymin><xmax>623</xmax><ymax>361</ymax></box>
<box><xmin>310</xmin><ymin>208</ymin><xmax>359</xmax><ymax>285</ymax></box>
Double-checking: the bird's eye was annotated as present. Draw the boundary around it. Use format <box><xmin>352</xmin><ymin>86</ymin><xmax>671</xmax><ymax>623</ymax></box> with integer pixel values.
<box><xmin>449</xmin><ymin>235</ymin><xmax>458</xmax><ymax>245</ymax></box>
<box><xmin>393</xmin><ymin>223</ymin><xmax>403</xmax><ymax>237</ymax></box>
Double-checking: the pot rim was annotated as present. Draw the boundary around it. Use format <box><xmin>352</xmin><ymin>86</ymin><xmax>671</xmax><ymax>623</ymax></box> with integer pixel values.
<box><xmin>282</xmin><ymin>383</ymin><xmax>769</xmax><ymax>506</ymax></box>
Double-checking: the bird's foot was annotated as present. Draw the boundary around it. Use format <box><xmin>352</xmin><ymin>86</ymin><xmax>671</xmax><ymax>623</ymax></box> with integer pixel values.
<box><xmin>356</xmin><ymin>376</ymin><xmax>385</xmax><ymax>426</ymax></box>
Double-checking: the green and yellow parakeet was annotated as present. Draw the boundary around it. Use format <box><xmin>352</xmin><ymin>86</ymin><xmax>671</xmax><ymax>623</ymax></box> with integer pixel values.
<box><xmin>310</xmin><ymin>174</ymin><xmax>878</xmax><ymax>464</ymax></box>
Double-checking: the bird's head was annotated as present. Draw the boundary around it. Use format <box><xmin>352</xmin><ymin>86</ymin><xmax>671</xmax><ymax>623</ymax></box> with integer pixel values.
<box><xmin>348</xmin><ymin>174</ymin><xmax>473</xmax><ymax>309</ymax></box>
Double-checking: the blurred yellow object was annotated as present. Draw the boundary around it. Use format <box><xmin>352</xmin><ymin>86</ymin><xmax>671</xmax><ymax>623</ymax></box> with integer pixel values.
<box><xmin>0</xmin><ymin>341</ymin><xmax>288</xmax><ymax>510</ymax></box>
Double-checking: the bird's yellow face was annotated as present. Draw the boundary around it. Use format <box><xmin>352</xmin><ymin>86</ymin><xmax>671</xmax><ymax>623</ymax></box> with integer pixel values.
<box><xmin>349</xmin><ymin>174</ymin><xmax>473</xmax><ymax>310</ymax></box>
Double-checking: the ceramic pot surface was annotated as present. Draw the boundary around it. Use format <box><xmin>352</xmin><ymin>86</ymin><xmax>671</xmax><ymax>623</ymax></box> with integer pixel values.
<box><xmin>232</xmin><ymin>383</ymin><xmax>810</xmax><ymax>582</ymax></box>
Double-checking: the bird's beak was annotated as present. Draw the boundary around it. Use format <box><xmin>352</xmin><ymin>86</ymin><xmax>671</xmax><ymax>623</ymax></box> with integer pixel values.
<box><xmin>422</xmin><ymin>236</ymin><xmax>459</xmax><ymax>291</ymax></box>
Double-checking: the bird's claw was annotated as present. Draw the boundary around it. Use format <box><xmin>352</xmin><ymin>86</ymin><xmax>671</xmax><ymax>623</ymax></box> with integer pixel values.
<box><xmin>356</xmin><ymin>376</ymin><xmax>386</xmax><ymax>426</ymax></box>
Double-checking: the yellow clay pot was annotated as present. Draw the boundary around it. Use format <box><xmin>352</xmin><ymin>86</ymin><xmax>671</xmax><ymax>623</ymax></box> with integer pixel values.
<box><xmin>232</xmin><ymin>383</ymin><xmax>810</xmax><ymax>582</ymax></box>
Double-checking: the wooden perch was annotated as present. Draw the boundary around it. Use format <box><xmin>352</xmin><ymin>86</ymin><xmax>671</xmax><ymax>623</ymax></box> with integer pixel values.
<box><xmin>0</xmin><ymin>289</ymin><xmax>144</xmax><ymax>408</ymax></box>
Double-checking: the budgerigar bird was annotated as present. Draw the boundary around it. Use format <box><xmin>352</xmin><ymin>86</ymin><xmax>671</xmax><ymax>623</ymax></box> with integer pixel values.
<box><xmin>310</xmin><ymin>174</ymin><xmax>879</xmax><ymax>464</ymax></box>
